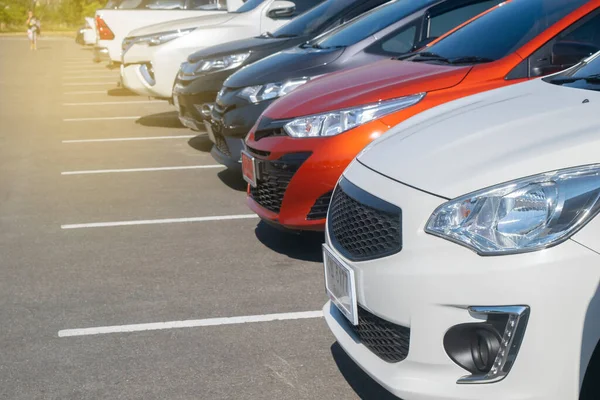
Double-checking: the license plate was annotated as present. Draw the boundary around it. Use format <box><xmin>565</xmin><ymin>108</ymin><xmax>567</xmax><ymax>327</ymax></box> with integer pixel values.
<box><xmin>241</xmin><ymin>150</ymin><xmax>258</xmax><ymax>188</ymax></box>
<box><xmin>204</xmin><ymin>120</ymin><xmax>216</xmax><ymax>143</ymax></box>
<box><xmin>323</xmin><ymin>244</ymin><xmax>358</xmax><ymax>325</ymax></box>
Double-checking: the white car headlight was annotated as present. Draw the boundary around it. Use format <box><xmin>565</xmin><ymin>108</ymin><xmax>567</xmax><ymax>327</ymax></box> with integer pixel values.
<box><xmin>131</xmin><ymin>28</ymin><xmax>195</xmax><ymax>48</ymax></box>
<box><xmin>195</xmin><ymin>53</ymin><xmax>250</xmax><ymax>74</ymax></box>
<box><xmin>426</xmin><ymin>165</ymin><xmax>600</xmax><ymax>255</ymax></box>
<box><xmin>237</xmin><ymin>78</ymin><xmax>310</xmax><ymax>104</ymax></box>
<box><xmin>283</xmin><ymin>93</ymin><xmax>426</xmax><ymax>138</ymax></box>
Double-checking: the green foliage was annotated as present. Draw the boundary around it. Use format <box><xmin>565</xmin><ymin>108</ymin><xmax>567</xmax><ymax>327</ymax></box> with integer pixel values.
<box><xmin>0</xmin><ymin>0</ymin><xmax>106</xmax><ymax>30</ymax></box>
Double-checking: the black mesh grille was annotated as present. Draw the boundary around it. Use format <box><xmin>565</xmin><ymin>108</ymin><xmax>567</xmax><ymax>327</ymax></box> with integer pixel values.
<box><xmin>255</xmin><ymin>128</ymin><xmax>286</xmax><ymax>141</ymax></box>
<box><xmin>249</xmin><ymin>153</ymin><xmax>311</xmax><ymax>214</ymax></box>
<box><xmin>246</xmin><ymin>145</ymin><xmax>270</xmax><ymax>157</ymax></box>
<box><xmin>350</xmin><ymin>306</ymin><xmax>410</xmax><ymax>363</ymax></box>
<box><xmin>307</xmin><ymin>191</ymin><xmax>333</xmax><ymax>220</ymax></box>
<box><xmin>213</xmin><ymin>131</ymin><xmax>230</xmax><ymax>157</ymax></box>
<box><xmin>329</xmin><ymin>179</ymin><xmax>402</xmax><ymax>261</ymax></box>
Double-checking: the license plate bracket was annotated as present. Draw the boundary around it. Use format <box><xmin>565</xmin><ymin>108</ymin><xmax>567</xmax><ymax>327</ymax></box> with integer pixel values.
<box><xmin>323</xmin><ymin>244</ymin><xmax>358</xmax><ymax>325</ymax></box>
<box><xmin>241</xmin><ymin>150</ymin><xmax>258</xmax><ymax>188</ymax></box>
<box><xmin>204</xmin><ymin>120</ymin><xmax>216</xmax><ymax>143</ymax></box>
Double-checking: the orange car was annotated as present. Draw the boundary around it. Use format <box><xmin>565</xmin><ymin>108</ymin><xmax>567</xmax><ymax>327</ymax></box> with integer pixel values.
<box><xmin>242</xmin><ymin>0</ymin><xmax>600</xmax><ymax>231</ymax></box>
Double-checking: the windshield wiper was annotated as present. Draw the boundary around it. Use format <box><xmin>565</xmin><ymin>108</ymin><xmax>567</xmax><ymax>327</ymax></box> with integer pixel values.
<box><xmin>262</xmin><ymin>31</ymin><xmax>274</xmax><ymax>38</ymax></box>
<box><xmin>448</xmin><ymin>56</ymin><xmax>495</xmax><ymax>64</ymax></box>
<box><xmin>273</xmin><ymin>33</ymin><xmax>299</xmax><ymax>39</ymax></box>
<box><xmin>410</xmin><ymin>52</ymin><xmax>451</xmax><ymax>63</ymax></box>
<box><xmin>550</xmin><ymin>73</ymin><xmax>600</xmax><ymax>84</ymax></box>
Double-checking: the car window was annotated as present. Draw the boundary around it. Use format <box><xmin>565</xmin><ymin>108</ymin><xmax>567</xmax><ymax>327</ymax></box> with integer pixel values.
<box><xmin>272</xmin><ymin>0</ymin><xmax>384</xmax><ymax>38</ymax></box>
<box><xmin>428</xmin><ymin>0</ymin><xmax>498</xmax><ymax>37</ymax></box>
<box><xmin>104</xmin><ymin>0</ymin><xmax>121</xmax><ymax>8</ymax></box>
<box><xmin>117</xmin><ymin>0</ymin><xmax>143</xmax><ymax>8</ymax></box>
<box><xmin>421</xmin><ymin>0</ymin><xmax>589</xmax><ymax>62</ymax></box>
<box><xmin>187</xmin><ymin>0</ymin><xmax>226</xmax><ymax>9</ymax></box>
<box><xmin>232</xmin><ymin>0</ymin><xmax>266</xmax><ymax>12</ymax></box>
<box><xmin>381</xmin><ymin>24</ymin><xmax>418</xmax><ymax>54</ymax></box>
<box><xmin>527</xmin><ymin>11</ymin><xmax>600</xmax><ymax>77</ymax></box>
<box><xmin>544</xmin><ymin>51</ymin><xmax>600</xmax><ymax>91</ymax></box>
<box><xmin>313</xmin><ymin>0</ymin><xmax>439</xmax><ymax>49</ymax></box>
<box><xmin>292</xmin><ymin>0</ymin><xmax>324</xmax><ymax>15</ymax></box>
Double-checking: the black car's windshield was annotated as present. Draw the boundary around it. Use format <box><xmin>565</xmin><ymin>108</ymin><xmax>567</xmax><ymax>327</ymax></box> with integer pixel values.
<box><xmin>272</xmin><ymin>0</ymin><xmax>349</xmax><ymax>38</ymax></box>
<box><xmin>546</xmin><ymin>52</ymin><xmax>600</xmax><ymax>90</ymax></box>
<box><xmin>415</xmin><ymin>0</ymin><xmax>587</xmax><ymax>64</ymax></box>
<box><xmin>311</xmin><ymin>0</ymin><xmax>438</xmax><ymax>49</ymax></box>
<box><xmin>232</xmin><ymin>0</ymin><xmax>265</xmax><ymax>13</ymax></box>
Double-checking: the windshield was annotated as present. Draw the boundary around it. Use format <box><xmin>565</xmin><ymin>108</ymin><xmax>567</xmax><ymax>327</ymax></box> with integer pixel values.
<box><xmin>232</xmin><ymin>0</ymin><xmax>266</xmax><ymax>13</ymax></box>
<box><xmin>312</xmin><ymin>0</ymin><xmax>437</xmax><ymax>49</ymax></box>
<box><xmin>419</xmin><ymin>0</ymin><xmax>588</xmax><ymax>63</ymax></box>
<box><xmin>545</xmin><ymin>52</ymin><xmax>600</xmax><ymax>90</ymax></box>
<box><xmin>272</xmin><ymin>0</ymin><xmax>348</xmax><ymax>38</ymax></box>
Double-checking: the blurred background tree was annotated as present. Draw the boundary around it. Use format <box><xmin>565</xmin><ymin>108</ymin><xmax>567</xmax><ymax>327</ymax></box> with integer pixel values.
<box><xmin>0</xmin><ymin>0</ymin><xmax>105</xmax><ymax>31</ymax></box>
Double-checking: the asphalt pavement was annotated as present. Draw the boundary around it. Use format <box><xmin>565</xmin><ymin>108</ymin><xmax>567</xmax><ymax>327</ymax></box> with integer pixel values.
<box><xmin>0</xmin><ymin>37</ymin><xmax>397</xmax><ymax>400</ymax></box>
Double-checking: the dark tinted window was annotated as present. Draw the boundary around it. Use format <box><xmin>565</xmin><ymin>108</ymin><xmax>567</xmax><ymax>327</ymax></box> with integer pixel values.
<box><xmin>423</xmin><ymin>0</ymin><xmax>588</xmax><ymax>61</ymax></box>
<box><xmin>233</xmin><ymin>0</ymin><xmax>266</xmax><ymax>12</ymax></box>
<box><xmin>313</xmin><ymin>0</ymin><xmax>438</xmax><ymax>49</ymax></box>
<box><xmin>381</xmin><ymin>24</ymin><xmax>418</xmax><ymax>53</ymax></box>
<box><xmin>188</xmin><ymin>0</ymin><xmax>227</xmax><ymax>9</ymax></box>
<box><xmin>273</xmin><ymin>0</ymin><xmax>381</xmax><ymax>37</ymax></box>
<box><xmin>428</xmin><ymin>0</ymin><xmax>497</xmax><ymax>37</ymax></box>
<box><xmin>293</xmin><ymin>0</ymin><xmax>324</xmax><ymax>15</ymax></box>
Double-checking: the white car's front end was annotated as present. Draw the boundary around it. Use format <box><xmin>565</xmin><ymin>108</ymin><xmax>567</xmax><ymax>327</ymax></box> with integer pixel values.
<box><xmin>323</xmin><ymin>65</ymin><xmax>600</xmax><ymax>400</ymax></box>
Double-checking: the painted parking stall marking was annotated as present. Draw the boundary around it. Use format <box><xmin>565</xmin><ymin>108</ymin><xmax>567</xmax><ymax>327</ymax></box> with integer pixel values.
<box><xmin>61</xmin><ymin>214</ymin><xmax>258</xmax><ymax>230</ymax></box>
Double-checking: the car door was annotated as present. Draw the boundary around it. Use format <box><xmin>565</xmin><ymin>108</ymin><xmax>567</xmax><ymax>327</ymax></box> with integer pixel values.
<box><xmin>260</xmin><ymin>0</ymin><xmax>324</xmax><ymax>33</ymax></box>
<box><xmin>365</xmin><ymin>0</ymin><xmax>501</xmax><ymax>57</ymax></box>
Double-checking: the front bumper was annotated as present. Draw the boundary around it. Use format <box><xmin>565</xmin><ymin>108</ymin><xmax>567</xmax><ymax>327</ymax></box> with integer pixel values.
<box><xmin>323</xmin><ymin>159</ymin><xmax>600</xmax><ymax>400</ymax></box>
<box><xmin>244</xmin><ymin>118</ymin><xmax>390</xmax><ymax>231</ymax></box>
<box><xmin>93</xmin><ymin>46</ymin><xmax>109</xmax><ymax>63</ymax></box>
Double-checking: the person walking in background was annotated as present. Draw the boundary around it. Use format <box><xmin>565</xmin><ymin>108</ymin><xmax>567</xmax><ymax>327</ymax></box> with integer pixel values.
<box><xmin>26</xmin><ymin>11</ymin><xmax>41</xmax><ymax>50</ymax></box>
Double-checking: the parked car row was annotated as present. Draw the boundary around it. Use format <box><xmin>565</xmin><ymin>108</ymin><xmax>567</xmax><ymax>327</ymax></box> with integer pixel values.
<box><xmin>80</xmin><ymin>0</ymin><xmax>600</xmax><ymax>398</ymax></box>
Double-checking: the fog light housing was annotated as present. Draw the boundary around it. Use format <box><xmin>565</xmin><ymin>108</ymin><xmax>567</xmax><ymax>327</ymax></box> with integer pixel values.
<box><xmin>444</xmin><ymin>305</ymin><xmax>529</xmax><ymax>384</ymax></box>
<box><xmin>140</xmin><ymin>63</ymin><xmax>155</xmax><ymax>86</ymax></box>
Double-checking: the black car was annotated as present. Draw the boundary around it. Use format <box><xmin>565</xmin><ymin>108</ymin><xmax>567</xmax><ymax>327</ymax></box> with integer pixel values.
<box><xmin>172</xmin><ymin>0</ymin><xmax>390</xmax><ymax>159</ymax></box>
<box><xmin>209</xmin><ymin>0</ymin><xmax>502</xmax><ymax>170</ymax></box>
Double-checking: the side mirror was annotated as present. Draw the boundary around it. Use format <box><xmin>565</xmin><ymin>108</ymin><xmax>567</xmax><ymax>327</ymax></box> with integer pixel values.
<box><xmin>532</xmin><ymin>41</ymin><xmax>599</xmax><ymax>77</ymax></box>
<box><xmin>267</xmin><ymin>0</ymin><xmax>296</xmax><ymax>19</ymax></box>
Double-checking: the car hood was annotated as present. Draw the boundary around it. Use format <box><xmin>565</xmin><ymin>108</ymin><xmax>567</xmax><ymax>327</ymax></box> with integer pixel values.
<box><xmin>187</xmin><ymin>36</ymin><xmax>301</xmax><ymax>63</ymax></box>
<box><xmin>265</xmin><ymin>59</ymin><xmax>472</xmax><ymax>119</ymax></box>
<box><xmin>128</xmin><ymin>13</ymin><xmax>235</xmax><ymax>37</ymax></box>
<box><xmin>358</xmin><ymin>78</ymin><xmax>600</xmax><ymax>199</ymax></box>
<box><xmin>224</xmin><ymin>45</ymin><xmax>345</xmax><ymax>88</ymax></box>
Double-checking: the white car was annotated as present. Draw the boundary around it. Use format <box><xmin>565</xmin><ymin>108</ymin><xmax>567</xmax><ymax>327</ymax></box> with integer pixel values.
<box><xmin>322</xmin><ymin>51</ymin><xmax>600</xmax><ymax>400</ymax></box>
<box><xmin>121</xmin><ymin>0</ymin><xmax>312</xmax><ymax>99</ymax></box>
<box><xmin>95</xmin><ymin>0</ymin><xmax>244</xmax><ymax>65</ymax></box>
<box><xmin>83</xmin><ymin>17</ymin><xmax>97</xmax><ymax>45</ymax></box>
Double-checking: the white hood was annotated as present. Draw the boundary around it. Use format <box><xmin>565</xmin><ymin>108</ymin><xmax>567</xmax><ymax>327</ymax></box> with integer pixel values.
<box><xmin>128</xmin><ymin>13</ymin><xmax>235</xmax><ymax>37</ymax></box>
<box><xmin>358</xmin><ymin>78</ymin><xmax>600</xmax><ymax>198</ymax></box>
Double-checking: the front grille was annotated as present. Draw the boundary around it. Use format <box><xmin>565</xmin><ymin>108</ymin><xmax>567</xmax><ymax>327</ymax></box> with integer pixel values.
<box><xmin>246</xmin><ymin>145</ymin><xmax>270</xmax><ymax>157</ymax></box>
<box><xmin>213</xmin><ymin>131</ymin><xmax>230</xmax><ymax>157</ymax></box>
<box><xmin>255</xmin><ymin>127</ymin><xmax>286</xmax><ymax>141</ymax></box>
<box><xmin>329</xmin><ymin>178</ymin><xmax>402</xmax><ymax>261</ymax></box>
<box><xmin>307</xmin><ymin>191</ymin><xmax>333</xmax><ymax>220</ymax></box>
<box><xmin>249</xmin><ymin>153</ymin><xmax>311</xmax><ymax>214</ymax></box>
<box><xmin>350</xmin><ymin>306</ymin><xmax>410</xmax><ymax>363</ymax></box>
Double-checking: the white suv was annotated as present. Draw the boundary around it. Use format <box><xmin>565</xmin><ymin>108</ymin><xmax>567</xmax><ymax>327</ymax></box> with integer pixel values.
<box><xmin>323</xmin><ymin>51</ymin><xmax>600</xmax><ymax>400</ymax></box>
<box><xmin>121</xmin><ymin>0</ymin><xmax>321</xmax><ymax>99</ymax></box>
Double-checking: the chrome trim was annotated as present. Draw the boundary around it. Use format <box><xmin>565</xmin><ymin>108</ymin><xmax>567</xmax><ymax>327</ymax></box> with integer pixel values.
<box><xmin>457</xmin><ymin>305</ymin><xmax>530</xmax><ymax>384</ymax></box>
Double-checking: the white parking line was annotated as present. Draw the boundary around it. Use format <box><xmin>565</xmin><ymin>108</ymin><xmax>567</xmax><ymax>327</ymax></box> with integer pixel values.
<box><xmin>61</xmin><ymin>214</ymin><xmax>257</xmax><ymax>230</ymax></box>
<box><xmin>58</xmin><ymin>310</ymin><xmax>324</xmax><ymax>337</ymax></box>
<box><xmin>63</xmin><ymin>82</ymin><xmax>116</xmax><ymax>86</ymax></box>
<box><xmin>62</xmin><ymin>165</ymin><xmax>223</xmax><ymax>175</ymax></box>
<box><xmin>62</xmin><ymin>135</ymin><xmax>196</xmax><ymax>143</ymax></box>
<box><xmin>63</xmin><ymin>91</ymin><xmax>109</xmax><ymax>95</ymax></box>
<box><xmin>63</xmin><ymin>116</ymin><xmax>140</xmax><ymax>122</ymax></box>
<box><xmin>63</xmin><ymin>100</ymin><xmax>166</xmax><ymax>106</ymax></box>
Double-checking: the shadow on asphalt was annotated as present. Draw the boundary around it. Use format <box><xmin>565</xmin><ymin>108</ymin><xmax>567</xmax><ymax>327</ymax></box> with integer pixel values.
<box><xmin>254</xmin><ymin>221</ymin><xmax>324</xmax><ymax>262</ymax></box>
<box><xmin>331</xmin><ymin>342</ymin><xmax>400</xmax><ymax>400</ymax></box>
<box><xmin>135</xmin><ymin>111</ymin><xmax>183</xmax><ymax>128</ymax></box>
<box><xmin>107</xmin><ymin>87</ymin><xmax>138</xmax><ymax>97</ymax></box>
<box><xmin>188</xmin><ymin>134</ymin><xmax>212</xmax><ymax>152</ymax></box>
<box><xmin>217</xmin><ymin>169</ymin><xmax>247</xmax><ymax>192</ymax></box>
